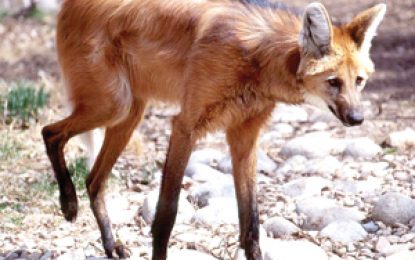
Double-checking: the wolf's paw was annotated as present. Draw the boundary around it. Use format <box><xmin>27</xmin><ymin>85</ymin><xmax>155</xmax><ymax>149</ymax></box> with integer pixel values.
<box><xmin>59</xmin><ymin>186</ymin><xmax>78</xmax><ymax>222</ymax></box>
<box><xmin>105</xmin><ymin>241</ymin><xmax>131</xmax><ymax>259</ymax></box>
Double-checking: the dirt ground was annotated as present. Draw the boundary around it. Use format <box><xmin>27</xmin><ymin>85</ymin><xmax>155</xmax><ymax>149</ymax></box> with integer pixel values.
<box><xmin>0</xmin><ymin>1</ymin><xmax>414</xmax><ymax>260</ymax></box>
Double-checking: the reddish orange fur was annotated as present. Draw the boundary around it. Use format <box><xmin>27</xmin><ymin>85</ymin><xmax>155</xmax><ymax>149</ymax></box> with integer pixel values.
<box><xmin>42</xmin><ymin>1</ymin><xmax>385</xmax><ymax>259</ymax></box>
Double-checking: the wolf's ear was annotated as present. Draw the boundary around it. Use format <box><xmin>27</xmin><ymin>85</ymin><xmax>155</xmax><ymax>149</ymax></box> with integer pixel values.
<box><xmin>346</xmin><ymin>4</ymin><xmax>386</xmax><ymax>54</ymax></box>
<box><xmin>300</xmin><ymin>3</ymin><xmax>333</xmax><ymax>58</ymax></box>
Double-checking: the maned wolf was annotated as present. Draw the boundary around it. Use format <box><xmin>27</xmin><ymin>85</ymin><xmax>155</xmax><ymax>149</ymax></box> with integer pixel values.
<box><xmin>42</xmin><ymin>0</ymin><xmax>386</xmax><ymax>259</ymax></box>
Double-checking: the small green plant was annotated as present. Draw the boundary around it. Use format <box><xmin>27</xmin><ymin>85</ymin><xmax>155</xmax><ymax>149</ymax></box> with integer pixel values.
<box><xmin>0</xmin><ymin>133</ymin><xmax>22</xmax><ymax>160</ymax></box>
<box><xmin>68</xmin><ymin>157</ymin><xmax>89</xmax><ymax>193</ymax></box>
<box><xmin>0</xmin><ymin>202</ymin><xmax>7</xmax><ymax>213</ymax></box>
<box><xmin>384</xmin><ymin>147</ymin><xmax>398</xmax><ymax>155</ymax></box>
<box><xmin>31</xmin><ymin>176</ymin><xmax>58</xmax><ymax>199</ymax></box>
<box><xmin>9</xmin><ymin>215</ymin><xmax>24</xmax><ymax>226</ymax></box>
<box><xmin>1</xmin><ymin>81</ymin><xmax>49</xmax><ymax>126</ymax></box>
<box><xmin>0</xmin><ymin>9</ymin><xmax>8</xmax><ymax>22</ymax></box>
<box><xmin>28</xmin><ymin>6</ymin><xmax>46</xmax><ymax>21</ymax></box>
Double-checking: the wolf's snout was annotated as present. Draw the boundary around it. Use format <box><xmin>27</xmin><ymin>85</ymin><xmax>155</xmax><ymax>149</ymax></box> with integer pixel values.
<box><xmin>345</xmin><ymin>108</ymin><xmax>364</xmax><ymax>126</ymax></box>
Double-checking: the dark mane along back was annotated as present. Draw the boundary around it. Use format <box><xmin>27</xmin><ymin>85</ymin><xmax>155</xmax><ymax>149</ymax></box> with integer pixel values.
<box><xmin>238</xmin><ymin>0</ymin><xmax>302</xmax><ymax>16</ymax></box>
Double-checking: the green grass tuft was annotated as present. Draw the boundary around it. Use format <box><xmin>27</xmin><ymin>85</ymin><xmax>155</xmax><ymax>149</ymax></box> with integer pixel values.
<box><xmin>0</xmin><ymin>81</ymin><xmax>49</xmax><ymax>126</ymax></box>
<box><xmin>0</xmin><ymin>133</ymin><xmax>22</xmax><ymax>160</ymax></box>
<box><xmin>9</xmin><ymin>215</ymin><xmax>24</xmax><ymax>226</ymax></box>
<box><xmin>31</xmin><ymin>176</ymin><xmax>58</xmax><ymax>199</ymax></box>
<box><xmin>0</xmin><ymin>9</ymin><xmax>8</xmax><ymax>22</ymax></box>
<box><xmin>383</xmin><ymin>147</ymin><xmax>398</xmax><ymax>155</ymax></box>
<box><xmin>28</xmin><ymin>6</ymin><xmax>46</xmax><ymax>21</ymax></box>
<box><xmin>68</xmin><ymin>157</ymin><xmax>89</xmax><ymax>193</ymax></box>
<box><xmin>0</xmin><ymin>202</ymin><xmax>7</xmax><ymax>213</ymax></box>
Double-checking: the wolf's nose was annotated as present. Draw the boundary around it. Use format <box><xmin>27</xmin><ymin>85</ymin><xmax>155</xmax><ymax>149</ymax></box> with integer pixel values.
<box><xmin>346</xmin><ymin>109</ymin><xmax>364</xmax><ymax>126</ymax></box>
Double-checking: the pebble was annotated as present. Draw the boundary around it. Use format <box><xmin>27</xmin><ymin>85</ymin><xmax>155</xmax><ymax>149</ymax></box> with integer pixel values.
<box><xmin>308</xmin><ymin>108</ymin><xmax>336</xmax><ymax>123</ymax></box>
<box><xmin>386</xmin><ymin>128</ymin><xmax>415</xmax><ymax>149</ymax></box>
<box><xmin>280</xmin><ymin>132</ymin><xmax>340</xmax><ymax>159</ymax></box>
<box><xmin>343</xmin><ymin>138</ymin><xmax>382</xmax><ymax>158</ymax></box>
<box><xmin>362</xmin><ymin>221</ymin><xmax>380</xmax><ymax>233</ymax></box>
<box><xmin>272</xmin><ymin>104</ymin><xmax>308</xmax><ymax>123</ymax></box>
<box><xmin>263</xmin><ymin>217</ymin><xmax>300</xmax><ymax>237</ymax></box>
<box><xmin>296</xmin><ymin>197</ymin><xmax>365</xmax><ymax>230</ymax></box>
<box><xmin>188</xmin><ymin>149</ymin><xmax>225</xmax><ymax>166</ymax></box>
<box><xmin>319</xmin><ymin>220</ymin><xmax>367</xmax><ymax>243</ymax></box>
<box><xmin>334</xmin><ymin>178</ymin><xmax>382</xmax><ymax>195</ymax></box>
<box><xmin>263</xmin><ymin>239</ymin><xmax>328</xmax><ymax>260</ymax></box>
<box><xmin>57</xmin><ymin>250</ymin><xmax>84</xmax><ymax>260</ymax></box>
<box><xmin>304</xmin><ymin>156</ymin><xmax>343</xmax><ymax>176</ymax></box>
<box><xmin>53</xmin><ymin>237</ymin><xmax>75</xmax><ymax>248</ymax></box>
<box><xmin>272</xmin><ymin>123</ymin><xmax>295</xmax><ymax>136</ymax></box>
<box><xmin>310</xmin><ymin>122</ymin><xmax>329</xmax><ymax>131</ymax></box>
<box><xmin>141</xmin><ymin>190</ymin><xmax>195</xmax><ymax>224</ymax></box>
<box><xmin>360</xmin><ymin>162</ymin><xmax>389</xmax><ymax>175</ymax></box>
<box><xmin>185</xmin><ymin>163</ymin><xmax>227</xmax><ymax>182</ymax></box>
<box><xmin>192</xmin><ymin>198</ymin><xmax>238</xmax><ymax>226</ymax></box>
<box><xmin>282</xmin><ymin>177</ymin><xmax>332</xmax><ymax>198</ymax></box>
<box><xmin>372</xmin><ymin>192</ymin><xmax>415</xmax><ymax>225</ymax></box>
<box><xmin>106</xmin><ymin>194</ymin><xmax>136</xmax><ymax>225</ymax></box>
<box><xmin>37</xmin><ymin>0</ymin><xmax>60</xmax><ymax>13</ymax></box>
<box><xmin>168</xmin><ymin>249</ymin><xmax>217</xmax><ymax>260</ymax></box>
<box><xmin>188</xmin><ymin>176</ymin><xmax>235</xmax><ymax>207</ymax></box>
<box><xmin>275</xmin><ymin>155</ymin><xmax>308</xmax><ymax>175</ymax></box>
<box><xmin>386</xmin><ymin>250</ymin><xmax>415</xmax><ymax>260</ymax></box>
<box><xmin>217</xmin><ymin>150</ymin><xmax>277</xmax><ymax>174</ymax></box>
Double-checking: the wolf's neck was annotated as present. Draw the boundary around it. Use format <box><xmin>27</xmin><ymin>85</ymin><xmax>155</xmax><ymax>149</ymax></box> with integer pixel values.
<box><xmin>250</xmin><ymin>28</ymin><xmax>304</xmax><ymax>104</ymax></box>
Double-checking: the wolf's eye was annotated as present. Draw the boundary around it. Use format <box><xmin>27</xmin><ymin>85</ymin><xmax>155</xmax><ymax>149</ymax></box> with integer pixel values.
<box><xmin>328</xmin><ymin>78</ymin><xmax>342</xmax><ymax>89</ymax></box>
<box><xmin>356</xmin><ymin>76</ymin><xmax>364</xmax><ymax>86</ymax></box>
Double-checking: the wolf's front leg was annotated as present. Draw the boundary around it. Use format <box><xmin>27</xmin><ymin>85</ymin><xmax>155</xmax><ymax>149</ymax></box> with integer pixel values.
<box><xmin>226</xmin><ymin>109</ymin><xmax>272</xmax><ymax>260</ymax></box>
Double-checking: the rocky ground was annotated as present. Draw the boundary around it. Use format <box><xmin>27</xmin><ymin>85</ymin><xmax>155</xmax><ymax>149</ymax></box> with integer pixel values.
<box><xmin>1</xmin><ymin>1</ymin><xmax>415</xmax><ymax>260</ymax></box>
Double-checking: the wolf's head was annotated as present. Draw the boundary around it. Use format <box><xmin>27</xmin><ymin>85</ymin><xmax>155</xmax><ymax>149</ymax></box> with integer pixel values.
<box><xmin>297</xmin><ymin>3</ymin><xmax>386</xmax><ymax>126</ymax></box>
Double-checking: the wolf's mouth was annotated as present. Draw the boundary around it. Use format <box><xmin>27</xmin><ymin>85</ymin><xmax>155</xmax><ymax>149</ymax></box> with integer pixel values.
<box><xmin>328</xmin><ymin>105</ymin><xmax>337</xmax><ymax>116</ymax></box>
<box><xmin>328</xmin><ymin>105</ymin><xmax>352</xmax><ymax>127</ymax></box>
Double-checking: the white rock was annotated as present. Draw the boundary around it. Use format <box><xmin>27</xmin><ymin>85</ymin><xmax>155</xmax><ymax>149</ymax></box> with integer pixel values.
<box><xmin>257</xmin><ymin>150</ymin><xmax>278</xmax><ymax>173</ymax></box>
<box><xmin>263</xmin><ymin>217</ymin><xmax>300</xmax><ymax>237</ymax></box>
<box><xmin>272</xmin><ymin>104</ymin><xmax>308</xmax><ymax>123</ymax></box>
<box><xmin>280</xmin><ymin>132</ymin><xmax>339</xmax><ymax>159</ymax></box>
<box><xmin>344</xmin><ymin>138</ymin><xmax>382</xmax><ymax>158</ymax></box>
<box><xmin>57</xmin><ymin>250</ymin><xmax>84</xmax><ymax>260</ymax></box>
<box><xmin>168</xmin><ymin>249</ymin><xmax>217</xmax><ymax>260</ymax></box>
<box><xmin>53</xmin><ymin>237</ymin><xmax>75</xmax><ymax>248</ymax></box>
<box><xmin>188</xmin><ymin>149</ymin><xmax>225</xmax><ymax>166</ymax></box>
<box><xmin>234</xmin><ymin>248</ymin><xmax>246</xmax><ymax>260</ymax></box>
<box><xmin>282</xmin><ymin>177</ymin><xmax>332</xmax><ymax>198</ymax></box>
<box><xmin>106</xmin><ymin>194</ymin><xmax>136</xmax><ymax>225</ymax></box>
<box><xmin>272</xmin><ymin>123</ymin><xmax>295</xmax><ymax>136</ymax></box>
<box><xmin>308</xmin><ymin>108</ymin><xmax>337</xmax><ymax>123</ymax></box>
<box><xmin>261</xmin><ymin>131</ymin><xmax>284</xmax><ymax>143</ymax></box>
<box><xmin>192</xmin><ymin>198</ymin><xmax>238</xmax><ymax>226</ymax></box>
<box><xmin>218</xmin><ymin>150</ymin><xmax>277</xmax><ymax>174</ymax></box>
<box><xmin>372</xmin><ymin>192</ymin><xmax>415</xmax><ymax>225</ymax></box>
<box><xmin>304</xmin><ymin>157</ymin><xmax>343</xmax><ymax>176</ymax></box>
<box><xmin>296</xmin><ymin>197</ymin><xmax>365</xmax><ymax>230</ymax></box>
<box><xmin>319</xmin><ymin>220</ymin><xmax>367</xmax><ymax>243</ymax></box>
<box><xmin>185</xmin><ymin>163</ymin><xmax>226</xmax><ymax>182</ymax></box>
<box><xmin>310</xmin><ymin>122</ymin><xmax>329</xmax><ymax>131</ymax></box>
<box><xmin>386</xmin><ymin>250</ymin><xmax>415</xmax><ymax>260</ymax></box>
<box><xmin>263</xmin><ymin>239</ymin><xmax>328</xmax><ymax>260</ymax></box>
<box><xmin>37</xmin><ymin>0</ymin><xmax>60</xmax><ymax>13</ymax></box>
<box><xmin>386</xmin><ymin>128</ymin><xmax>415</xmax><ymax>149</ymax></box>
<box><xmin>360</xmin><ymin>162</ymin><xmax>389</xmax><ymax>175</ymax></box>
<box><xmin>141</xmin><ymin>190</ymin><xmax>195</xmax><ymax>224</ymax></box>
<box><xmin>275</xmin><ymin>155</ymin><xmax>308</xmax><ymax>175</ymax></box>
<box><xmin>188</xmin><ymin>176</ymin><xmax>235</xmax><ymax>207</ymax></box>
<box><xmin>362</xmin><ymin>221</ymin><xmax>379</xmax><ymax>233</ymax></box>
<box><xmin>334</xmin><ymin>178</ymin><xmax>382</xmax><ymax>195</ymax></box>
